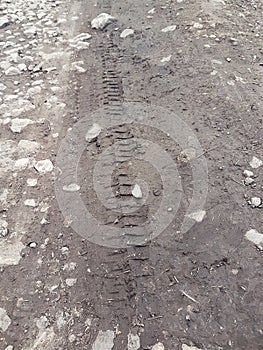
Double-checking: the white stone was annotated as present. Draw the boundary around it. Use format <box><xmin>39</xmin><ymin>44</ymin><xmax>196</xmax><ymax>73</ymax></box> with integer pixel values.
<box><xmin>0</xmin><ymin>83</ymin><xmax>7</xmax><ymax>91</ymax></box>
<box><xmin>5</xmin><ymin>66</ymin><xmax>21</xmax><ymax>76</ymax></box>
<box><xmin>182</xmin><ymin>345</ymin><xmax>203</xmax><ymax>350</ymax></box>
<box><xmin>92</xmin><ymin>330</ymin><xmax>115</xmax><ymax>350</ymax></box>
<box><xmin>120</xmin><ymin>29</ymin><xmax>134</xmax><ymax>38</ymax></box>
<box><xmin>91</xmin><ymin>13</ymin><xmax>116</xmax><ymax>30</ymax></box>
<box><xmin>27</xmin><ymin>178</ymin><xmax>38</xmax><ymax>187</ymax></box>
<box><xmin>245</xmin><ymin>229</ymin><xmax>263</xmax><ymax>250</ymax></box>
<box><xmin>128</xmin><ymin>333</ymin><xmax>140</xmax><ymax>350</ymax></box>
<box><xmin>10</xmin><ymin>118</ymin><xmax>33</xmax><ymax>133</ymax></box>
<box><xmin>243</xmin><ymin>170</ymin><xmax>254</xmax><ymax>178</ymax></box>
<box><xmin>161</xmin><ymin>25</ymin><xmax>177</xmax><ymax>32</ymax></box>
<box><xmin>250</xmin><ymin>197</ymin><xmax>262</xmax><ymax>208</ymax></box>
<box><xmin>34</xmin><ymin>159</ymin><xmax>54</xmax><ymax>174</ymax></box>
<box><xmin>187</xmin><ymin>210</ymin><xmax>206</xmax><ymax>223</ymax></box>
<box><xmin>63</xmin><ymin>184</ymin><xmax>80</xmax><ymax>192</ymax></box>
<box><xmin>13</xmin><ymin>158</ymin><xmax>30</xmax><ymax>171</ymax></box>
<box><xmin>244</xmin><ymin>177</ymin><xmax>254</xmax><ymax>186</ymax></box>
<box><xmin>29</xmin><ymin>242</ymin><xmax>37</xmax><ymax>248</ymax></box>
<box><xmin>66</xmin><ymin>278</ymin><xmax>77</xmax><ymax>287</ymax></box>
<box><xmin>152</xmin><ymin>343</ymin><xmax>164</xmax><ymax>350</ymax></box>
<box><xmin>18</xmin><ymin>140</ymin><xmax>40</xmax><ymax>155</ymax></box>
<box><xmin>250</xmin><ymin>156</ymin><xmax>262</xmax><ymax>169</ymax></box>
<box><xmin>161</xmin><ymin>55</ymin><xmax>172</xmax><ymax>63</ymax></box>
<box><xmin>148</xmin><ymin>8</ymin><xmax>156</xmax><ymax>14</ymax></box>
<box><xmin>0</xmin><ymin>237</ymin><xmax>24</xmax><ymax>266</ymax></box>
<box><xmin>193</xmin><ymin>22</ymin><xmax>204</xmax><ymax>29</ymax></box>
<box><xmin>85</xmin><ymin>123</ymin><xmax>102</xmax><ymax>142</ymax></box>
<box><xmin>5</xmin><ymin>346</ymin><xmax>14</xmax><ymax>350</ymax></box>
<box><xmin>24</xmin><ymin>199</ymin><xmax>36</xmax><ymax>207</ymax></box>
<box><xmin>0</xmin><ymin>308</ymin><xmax>11</xmax><ymax>332</ymax></box>
<box><xmin>71</xmin><ymin>61</ymin><xmax>86</xmax><ymax>73</ymax></box>
<box><xmin>132</xmin><ymin>184</ymin><xmax>143</xmax><ymax>199</ymax></box>
<box><xmin>0</xmin><ymin>219</ymin><xmax>8</xmax><ymax>237</ymax></box>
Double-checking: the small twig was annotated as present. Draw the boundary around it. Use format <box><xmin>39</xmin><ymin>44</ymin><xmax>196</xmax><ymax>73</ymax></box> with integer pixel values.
<box><xmin>195</xmin><ymin>145</ymin><xmax>220</xmax><ymax>159</ymax></box>
<box><xmin>180</xmin><ymin>290</ymin><xmax>199</xmax><ymax>304</ymax></box>
<box><xmin>147</xmin><ymin>315</ymin><xmax>163</xmax><ymax>321</ymax></box>
<box><xmin>229</xmin><ymin>177</ymin><xmax>244</xmax><ymax>187</ymax></box>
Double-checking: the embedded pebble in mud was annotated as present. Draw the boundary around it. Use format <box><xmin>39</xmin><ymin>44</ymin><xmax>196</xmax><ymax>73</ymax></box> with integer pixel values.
<box><xmin>63</xmin><ymin>184</ymin><xmax>80</xmax><ymax>192</ymax></box>
<box><xmin>13</xmin><ymin>158</ymin><xmax>30</xmax><ymax>171</ymax></box>
<box><xmin>10</xmin><ymin>118</ymin><xmax>34</xmax><ymax>133</ymax></box>
<box><xmin>132</xmin><ymin>184</ymin><xmax>143</xmax><ymax>199</ymax></box>
<box><xmin>92</xmin><ymin>330</ymin><xmax>115</xmax><ymax>350</ymax></box>
<box><xmin>18</xmin><ymin>140</ymin><xmax>40</xmax><ymax>156</ymax></box>
<box><xmin>120</xmin><ymin>28</ymin><xmax>134</xmax><ymax>38</ymax></box>
<box><xmin>24</xmin><ymin>199</ymin><xmax>37</xmax><ymax>207</ymax></box>
<box><xmin>249</xmin><ymin>156</ymin><xmax>262</xmax><ymax>169</ymax></box>
<box><xmin>161</xmin><ymin>25</ymin><xmax>177</xmax><ymax>32</ymax></box>
<box><xmin>91</xmin><ymin>13</ymin><xmax>116</xmax><ymax>30</ymax></box>
<box><xmin>65</xmin><ymin>278</ymin><xmax>77</xmax><ymax>287</ymax></box>
<box><xmin>161</xmin><ymin>55</ymin><xmax>172</xmax><ymax>63</ymax></box>
<box><xmin>0</xmin><ymin>307</ymin><xmax>11</xmax><ymax>332</ymax></box>
<box><xmin>0</xmin><ymin>237</ymin><xmax>25</xmax><ymax>265</ymax></box>
<box><xmin>34</xmin><ymin>159</ymin><xmax>54</xmax><ymax>174</ymax></box>
<box><xmin>85</xmin><ymin>123</ymin><xmax>102</xmax><ymax>142</ymax></box>
<box><xmin>245</xmin><ymin>229</ymin><xmax>263</xmax><ymax>250</ymax></box>
<box><xmin>187</xmin><ymin>210</ymin><xmax>206</xmax><ymax>223</ymax></box>
<box><xmin>27</xmin><ymin>178</ymin><xmax>38</xmax><ymax>187</ymax></box>
<box><xmin>0</xmin><ymin>219</ymin><xmax>8</xmax><ymax>238</ymax></box>
<box><xmin>249</xmin><ymin>197</ymin><xmax>262</xmax><ymax>208</ymax></box>
<box><xmin>128</xmin><ymin>333</ymin><xmax>140</xmax><ymax>350</ymax></box>
<box><xmin>152</xmin><ymin>343</ymin><xmax>164</xmax><ymax>350</ymax></box>
<box><xmin>182</xmin><ymin>345</ymin><xmax>203</xmax><ymax>350</ymax></box>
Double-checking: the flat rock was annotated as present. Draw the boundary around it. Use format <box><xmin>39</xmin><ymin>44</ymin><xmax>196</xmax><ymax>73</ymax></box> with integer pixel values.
<box><xmin>91</xmin><ymin>13</ymin><xmax>116</xmax><ymax>30</ymax></box>
<box><xmin>0</xmin><ymin>236</ymin><xmax>25</xmax><ymax>266</ymax></box>
<box><xmin>85</xmin><ymin>123</ymin><xmax>102</xmax><ymax>142</ymax></box>
<box><xmin>10</xmin><ymin>118</ymin><xmax>33</xmax><ymax>133</ymax></box>
<box><xmin>63</xmin><ymin>184</ymin><xmax>80</xmax><ymax>192</ymax></box>
<box><xmin>0</xmin><ymin>308</ymin><xmax>11</xmax><ymax>332</ymax></box>
<box><xmin>24</xmin><ymin>199</ymin><xmax>37</xmax><ymax>207</ymax></box>
<box><xmin>245</xmin><ymin>229</ymin><xmax>263</xmax><ymax>250</ymax></box>
<box><xmin>34</xmin><ymin>159</ymin><xmax>54</xmax><ymax>174</ymax></box>
<box><xmin>5</xmin><ymin>66</ymin><xmax>21</xmax><ymax>76</ymax></box>
<box><xmin>13</xmin><ymin>158</ymin><xmax>30</xmax><ymax>171</ymax></box>
<box><xmin>128</xmin><ymin>333</ymin><xmax>140</xmax><ymax>350</ymax></box>
<box><xmin>27</xmin><ymin>178</ymin><xmax>38</xmax><ymax>187</ymax></box>
<box><xmin>92</xmin><ymin>330</ymin><xmax>115</xmax><ymax>350</ymax></box>
<box><xmin>249</xmin><ymin>156</ymin><xmax>262</xmax><ymax>169</ymax></box>
<box><xmin>161</xmin><ymin>25</ymin><xmax>177</xmax><ymax>32</ymax></box>
<box><xmin>18</xmin><ymin>140</ymin><xmax>40</xmax><ymax>155</ymax></box>
<box><xmin>187</xmin><ymin>210</ymin><xmax>206</xmax><ymax>222</ymax></box>
<box><xmin>249</xmin><ymin>197</ymin><xmax>262</xmax><ymax>208</ymax></box>
<box><xmin>182</xmin><ymin>345</ymin><xmax>203</xmax><ymax>350</ymax></box>
<box><xmin>152</xmin><ymin>343</ymin><xmax>165</xmax><ymax>350</ymax></box>
<box><xmin>120</xmin><ymin>29</ymin><xmax>134</xmax><ymax>38</ymax></box>
<box><xmin>161</xmin><ymin>55</ymin><xmax>172</xmax><ymax>63</ymax></box>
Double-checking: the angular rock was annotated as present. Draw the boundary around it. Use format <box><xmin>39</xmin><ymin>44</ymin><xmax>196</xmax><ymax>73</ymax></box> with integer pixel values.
<box><xmin>85</xmin><ymin>123</ymin><xmax>102</xmax><ymax>142</ymax></box>
<box><xmin>27</xmin><ymin>178</ymin><xmax>38</xmax><ymax>187</ymax></box>
<box><xmin>92</xmin><ymin>330</ymin><xmax>115</xmax><ymax>350</ymax></box>
<box><xmin>187</xmin><ymin>210</ymin><xmax>206</xmax><ymax>223</ymax></box>
<box><xmin>132</xmin><ymin>184</ymin><xmax>143</xmax><ymax>199</ymax></box>
<box><xmin>13</xmin><ymin>158</ymin><xmax>30</xmax><ymax>171</ymax></box>
<box><xmin>91</xmin><ymin>13</ymin><xmax>116</xmax><ymax>30</ymax></box>
<box><xmin>63</xmin><ymin>184</ymin><xmax>80</xmax><ymax>192</ymax></box>
<box><xmin>182</xmin><ymin>345</ymin><xmax>203</xmax><ymax>350</ymax></box>
<box><xmin>24</xmin><ymin>199</ymin><xmax>37</xmax><ymax>207</ymax></box>
<box><xmin>249</xmin><ymin>197</ymin><xmax>262</xmax><ymax>208</ymax></box>
<box><xmin>0</xmin><ymin>308</ymin><xmax>11</xmax><ymax>332</ymax></box>
<box><xmin>0</xmin><ymin>219</ymin><xmax>8</xmax><ymax>238</ymax></box>
<box><xmin>128</xmin><ymin>333</ymin><xmax>140</xmax><ymax>350</ymax></box>
<box><xmin>245</xmin><ymin>229</ymin><xmax>263</xmax><ymax>250</ymax></box>
<box><xmin>10</xmin><ymin>118</ymin><xmax>33</xmax><ymax>133</ymax></box>
<box><xmin>5</xmin><ymin>66</ymin><xmax>21</xmax><ymax>76</ymax></box>
<box><xmin>249</xmin><ymin>156</ymin><xmax>262</xmax><ymax>169</ymax></box>
<box><xmin>161</xmin><ymin>25</ymin><xmax>177</xmax><ymax>32</ymax></box>
<box><xmin>34</xmin><ymin>159</ymin><xmax>54</xmax><ymax>174</ymax></box>
<box><xmin>18</xmin><ymin>140</ymin><xmax>40</xmax><ymax>156</ymax></box>
<box><xmin>0</xmin><ymin>16</ymin><xmax>11</xmax><ymax>29</ymax></box>
<box><xmin>152</xmin><ymin>343</ymin><xmax>164</xmax><ymax>350</ymax></box>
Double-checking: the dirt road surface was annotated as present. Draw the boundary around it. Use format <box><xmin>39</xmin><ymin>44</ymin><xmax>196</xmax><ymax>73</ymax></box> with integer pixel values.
<box><xmin>0</xmin><ymin>0</ymin><xmax>262</xmax><ymax>349</ymax></box>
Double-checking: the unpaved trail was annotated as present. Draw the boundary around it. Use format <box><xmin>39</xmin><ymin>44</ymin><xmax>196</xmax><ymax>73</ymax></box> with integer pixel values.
<box><xmin>0</xmin><ymin>0</ymin><xmax>262</xmax><ymax>349</ymax></box>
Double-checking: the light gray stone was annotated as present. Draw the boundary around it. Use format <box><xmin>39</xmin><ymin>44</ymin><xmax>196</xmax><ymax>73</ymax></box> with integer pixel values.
<box><xmin>91</xmin><ymin>13</ymin><xmax>116</xmax><ymax>30</ymax></box>
<box><xmin>92</xmin><ymin>330</ymin><xmax>115</xmax><ymax>350</ymax></box>
<box><xmin>0</xmin><ymin>308</ymin><xmax>11</xmax><ymax>332</ymax></box>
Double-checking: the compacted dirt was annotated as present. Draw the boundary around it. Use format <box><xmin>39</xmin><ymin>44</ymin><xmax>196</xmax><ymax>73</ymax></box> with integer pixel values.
<box><xmin>0</xmin><ymin>0</ymin><xmax>262</xmax><ymax>349</ymax></box>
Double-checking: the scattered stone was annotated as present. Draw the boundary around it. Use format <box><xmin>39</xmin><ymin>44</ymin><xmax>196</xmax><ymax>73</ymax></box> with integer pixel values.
<box><xmin>66</xmin><ymin>278</ymin><xmax>77</xmax><ymax>287</ymax></box>
<box><xmin>0</xmin><ymin>83</ymin><xmax>7</xmax><ymax>91</ymax></box>
<box><xmin>85</xmin><ymin>123</ymin><xmax>102</xmax><ymax>142</ymax></box>
<box><xmin>148</xmin><ymin>8</ymin><xmax>156</xmax><ymax>14</ymax></box>
<box><xmin>187</xmin><ymin>210</ymin><xmax>206</xmax><ymax>222</ymax></box>
<box><xmin>5</xmin><ymin>66</ymin><xmax>21</xmax><ymax>76</ymax></box>
<box><xmin>244</xmin><ymin>177</ymin><xmax>254</xmax><ymax>186</ymax></box>
<box><xmin>243</xmin><ymin>170</ymin><xmax>254</xmax><ymax>178</ymax></box>
<box><xmin>34</xmin><ymin>159</ymin><xmax>54</xmax><ymax>174</ymax></box>
<box><xmin>120</xmin><ymin>29</ymin><xmax>134</xmax><ymax>38</ymax></box>
<box><xmin>71</xmin><ymin>61</ymin><xmax>86</xmax><ymax>73</ymax></box>
<box><xmin>249</xmin><ymin>197</ymin><xmax>262</xmax><ymax>208</ymax></box>
<box><xmin>161</xmin><ymin>55</ymin><xmax>172</xmax><ymax>63</ymax></box>
<box><xmin>27</xmin><ymin>178</ymin><xmax>38</xmax><ymax>187</ymax></box>
<box><xmin>5</xmin><ymin>346</ymin><xmax>14</xmax><ymax>350</ymax></box>
<box><xmin>161</xmin><ymin>25</ymin><xmax>177</xmax><ymax>32</ymax></box>
<box><xmin>91</xmin><ymin>13</ymin><xmax>116</xmax><ymax>30</ymax></box>
<box><xmin>249</xmin><ymin>156</ymin><xmax>262</xmax><ymax>169</ymax></box>
<box><xmin>132</xmin><ymin>184</ymin><xmax>143</xmax><ymax>199</ymax></box>
<box><xmin>10</xmin><ymin>118</ymin><xmax>33</xmax><ymax>133</ymax></box>
<box><xmin>245</xmin><ymin>229</ymin><xmax>263</xmax><ymax>250</ymax></box>
<box><xmin>24</xmin><ymin>199</ymin><xmax>37</xmax><ymax>207</ymax></box>
<box><xmin>13</xmin><ymin>158</ymin><xmax>30</xmax><ymax>171</ymax></box>
<box><xmin>152</xmin><ymin>343</ymin><xmax>165</xmax><ymax>350</ymax></box>
<box><xmin>0</xmin><ymin>220</ymin><xmax>8</xmax><ymax>238</ymax></box>
<box><xmin>0</xmin><ymin>308</ymin><xmax>11</xmax><ymax>332</ymax></box>
<box><xmin>193</xmin><ymin>22</ymin><xmax>203</xmax><ymax>29</ymax></box>
<box><xmin>92</xmin><ymin>330</ymin><xmax>115</xmax><ymax>350</ymax></box>
<box><xmin>0</xmin><ymin>16</ymin><xmax>10</xmax><ymax>29</ymax></box>
<box><xmin>18</xmin><ymin>140</ymin><xmax>40</xmax><ymax>156</ymax></box>
<box><xmin>36</xmin><ymin>315</ymin><xmax>50</xmax><ymax>330</ymax></box>
<box><xmin>63</xmin><ymin>184</ymin><xmax>80</xmax><ymax>192</ymax></box>
<box><xmin>69</xmin><ymin>33</ymin><xmax>91</xmax><ymax>49</ymax></box>
<box><xmin>182</xmin><ymin>345</ymin><xmax>203</xmax><ymax>350</ymax></box>
<box><xmin>128</xmin><ymin>333</ymin><xmax>140</xmax><ymax>350</ymax></box>
<box><xmin>69</xmin><ymin>334</ymin><xmax>76</xmax><ymax>343</ymax></box>
<box><xmin>29</xmin><ymin>242</ymin><xmax>37</xmax><ymax>248</ymax></box>
<box><xmin>0</xmin><ymin>237</ymin><xmax>25</xmax><ymax>266</ymax></box>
